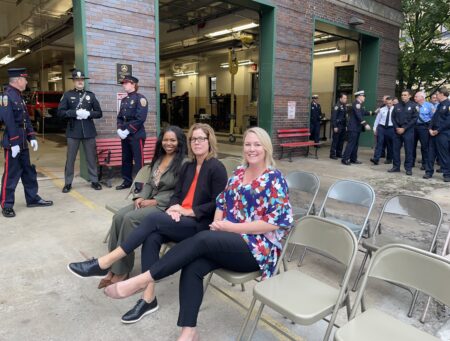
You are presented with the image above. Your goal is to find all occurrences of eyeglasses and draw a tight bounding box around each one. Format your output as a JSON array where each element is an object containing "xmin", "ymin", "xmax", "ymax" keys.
[{"xmin": 190, "ymin": 137, "xmax": 208, "ymax": 143}]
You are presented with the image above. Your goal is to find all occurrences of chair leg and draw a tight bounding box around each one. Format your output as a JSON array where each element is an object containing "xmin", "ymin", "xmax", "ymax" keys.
[
  {"xmin": 287, "ymin": 245, "xmax": 297, "ymax": 262},
  {"xmin": 241, "ymin": 284, "xmax": 245, "ymax": 292},
  {"xmin": 237, "ymin": 297, "xmax": 257, "ymax": 341},
  {"xmin": 344, "ymin": 294, "xmax": 351, "ymax": 319},
  {"xmin": 203, "ymin": 272, "xmax": 213, "ymax": 295},
  {"xmin": 282, "ymin": 258, "xmax": 288, "ymax": 272},
  {"xmin": 297, "ymin": 247, "xmax": 308, "ymax": 267},
  {"xmin": 352, "ymin": 250, "xmax": 370, "ymax": 291},
  {"xmin": 245, "ymin": 303, "xmax": 265, "ymax": 341},
  {"xmin": 361, "ymin": 295, "xmax": 367, "ymax": 312},
  {"xmin": 407, "ymin": 290, "xmax": 420, "ymax": 317},
  {"xmin": 420, "ymin": 296, "xmax": 432, "ymax": 323},
  {"xmin": 103, "ymin": 229, "xmax": 110, "ymax": 243}
]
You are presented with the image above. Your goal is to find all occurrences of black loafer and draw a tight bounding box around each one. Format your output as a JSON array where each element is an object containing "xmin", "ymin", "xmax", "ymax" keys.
[
  {"xmin": 91, "ymin": 182, "xmax": 102, "ymax": 190},
  {"xmin": 67, "ymin": 258, "xmax": 109, "ymax": 278},
  {"xmin": 387, "ymin": 168, "xmax": 400, "ymax": 173},
  {"xmin": 341, "ymin": 160, "xmax": 351, "ymax": 166},
  {"xmin": 121, "ymin": 298, "xmax": 159, "ymax": 324},
  {"xmin": 370, "ymin": 158, "xmax": 379, "ymax": 165},
  {"xmin": 423, "ymin": 174, "xmax": 432, "ymax": 179},
  {"xmin": 405, "ymin": 170, "xmax": 412, "ymax": 176},
  {"xmin": 351, "ymin": 160, "xmax": 362, "ymax": 164},
  {"xmin": 62, "ymin": 184, "xmax": 72, "ymax": 193},
  {"xmin": 27, "ymin": 199, "xmax": 53, "ymax": 207},
  {"xmin": 329, "ymin": 156, "xmax": 338, "ymax": 160},
  {"xmin": 2, "ymin": 207, "xmax": 16, "ymax": 218},
  {"xmin": 115, "ymin": 183, "xmax": 131, "ymax": 190}
]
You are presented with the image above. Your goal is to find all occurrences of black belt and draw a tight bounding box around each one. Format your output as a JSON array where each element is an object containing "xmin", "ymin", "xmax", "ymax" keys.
[{"xmin": 416, "ymin": 123, "xmax": 429, "ymax": 126}]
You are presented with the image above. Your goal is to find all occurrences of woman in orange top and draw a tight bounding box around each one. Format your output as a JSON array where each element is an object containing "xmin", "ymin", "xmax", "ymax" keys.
[{"xmin": 68, "ymin": 123, "xmax": 228, "ymax": 323}]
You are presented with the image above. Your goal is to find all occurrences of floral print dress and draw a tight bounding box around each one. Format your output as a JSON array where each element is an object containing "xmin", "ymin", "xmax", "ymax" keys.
[{"xmin": 216, "ymin": 166, "xmax": 293, "ymax": 279}]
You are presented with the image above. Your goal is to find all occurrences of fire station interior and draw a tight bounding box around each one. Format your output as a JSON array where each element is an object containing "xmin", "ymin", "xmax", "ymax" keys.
[
  {"xmin": 311, "ymin": 21, "xmax": 361, "ymax": 134},
  {"xmin": 159, "ymin": 1, "xmax": 260, "ymax": 141}
]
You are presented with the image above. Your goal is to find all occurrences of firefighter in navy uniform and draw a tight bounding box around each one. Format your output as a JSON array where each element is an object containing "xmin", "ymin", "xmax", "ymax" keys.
[
  {"xmin": 310, "ymin": 95, "xmax": 322, "ymax": 143},
  {"xmin": 116, "ymin": 75, "xmax": 148, "ymax": 192},
  {"xmin": 58, "ymin": 69, "xmax": 103, "ymax": 193},
  {"xmin": 388, "ymin": 89, "xmax": 419, "ymax": 175},
  {"xmin": 0, "ymin": 68, "xmax": 53, "ymax": 218},
  {"xmin": 341, "ymin": 90, "xmax": 371, "ymax": 165},
  {"xmin": 330, "ymin": 93, "xmax": 348, "ymax": 159}
]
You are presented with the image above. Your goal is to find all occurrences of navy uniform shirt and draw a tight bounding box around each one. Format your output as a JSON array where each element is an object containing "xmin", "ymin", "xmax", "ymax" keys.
[
  {"xmin": 57, "ymin": 89, "xmax": 102, "ymax": 139},
  {"xmin": 392, "ymin": 100, "xmax": 419, "ymax": 131},
  {"xmin": 117, "ymin": 91, "xmax": 148, "ymax": 140},
  {"xmin": 1, "ymin": 85, "xmax": 35, "ymax": 149},
  {"xmin": 430, "ymin": 98, "xmax": 450, "ymax": 134},
  {"xmin": 347, "ymin": 100, "xmax": 365, "ymax": 132},
  {"xmin": 310, "ymin": 101, "xmax": 322, "ymax": 123},
  {"xmin": 331, "ymin": 101, "xmax": 347, "ymax": 128}
]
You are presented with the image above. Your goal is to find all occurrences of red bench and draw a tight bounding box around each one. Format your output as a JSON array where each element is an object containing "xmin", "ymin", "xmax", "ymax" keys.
[
  {"xmin": 278, "ymin": 128, "xmax": 320, "ymax": 162},
  {"xmin": 96, "ymin": 136, "xmax": 157, "ymax": 187}
]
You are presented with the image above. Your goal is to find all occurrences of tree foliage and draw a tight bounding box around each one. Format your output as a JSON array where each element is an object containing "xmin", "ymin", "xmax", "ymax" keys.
[{"xmin": 397, "ymin": 0, "xmax": 450, "ymax": 94}]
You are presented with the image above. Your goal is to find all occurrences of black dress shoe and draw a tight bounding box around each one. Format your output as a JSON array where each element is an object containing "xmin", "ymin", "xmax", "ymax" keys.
[
  {"xmin": 384, "ymin": 159, "xmax": 392, "ymax": 164},
  {"xmin": 116, "ymin": 183, "xmax": 131, "ymax": 190},
  {"xmin": 370, "ymin": 158, "xmax": 379, "ymax": 165},
  {"xmin": 67, "ymin": 258, "xmax": 108, "ymax": 278},
  {"xmin": 27, "ymin": 199, "xmax": 53, "ymax": 207},
  {"xmin": 423, "ymin": 174, "xmax": 432, "ymax": 179},
  {"xmin": 121, "ymin": 298, "xmax": 159, "ymax": 324},
  {"xmin": 91, "ymin": 182, "xmax": 102, "ymax": 190},
  {"xmin": 405, "ymin": 170, "xmax": 412, "ymax": 176},
  {"xmin": 62, "ymin": 184, "xmax": 72, "ymax": 193},
  {"xmin": 387, "ymin": 168, "xmax": 400, "ymax": 173},
  {"xmin": 420, "ymin": 165, "xmax": 426, "ymax": 171},
  {"xmin": 341, "ymin": 160, "xmax": 351, "ymax": 166},
  {"xmin": 330, "ymin": 155, "xmax": 338, "ymax": 160},
  {"xmin": 2, "ymin": 207, "xmax": 15, "ymax": 218},
  {"xmin": 351, "ymin": 160, "xmax": 362, "ymax": 164}
]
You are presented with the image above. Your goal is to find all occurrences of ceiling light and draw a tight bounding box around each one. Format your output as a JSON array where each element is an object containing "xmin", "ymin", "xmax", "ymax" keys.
[
  {"xmin": 231, "ymin": 23, "xmax": 259, "ymax": 32},
  {"xmin": 173, "ymin": 71, "xmax": 199, "ymax": 77},
  {"xmin": 313, "ymin": 47, "xmax": 341, "ymax": 55},
  {"xmin": 205, "ymin": 22, "xmax": 259, "ymax": 38},
  {"xmin": 17, "ymin": 48, "xmax": 31, "ymax": 53},
  {"xmin": 0, "ymin": 55, "xmax": 16, "ymax": 65},
  {"xmin": 220, "ymin": 60, "xmax": 254, "ymax": 68},
  {"xmin": 49, "ymin": 76, "xmax": 62, "ymax": 82},
  {"xmin": 205, "ymin": 29, "xmax": 232, "ymax": 38}
]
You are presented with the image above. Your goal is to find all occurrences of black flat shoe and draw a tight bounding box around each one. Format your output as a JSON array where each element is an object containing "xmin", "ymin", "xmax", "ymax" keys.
[
  {"xmin": 329, "ymin": 156, "xmax": 338, "ymax": 160},
  {"xmin": 115, "ymin": 183, "xmax": 131, "ymax": 190},
  {"xmin": 341, "ymin": 160, "xmax": 351, "ymax": 166},
  {"xmin": 2, "ymin": 207, "xmax": 15, "ymax": 218},
  {"xmin": 121, "ymin": 298, "xmax": 159, "ymax": 324},
  {"xmin": 91, "ymin": 182, "xmax": 102, "ymax": 190},
  {"xmin": 405, "ymin": 170, "xmax": 412, "ymax": 176},
  {"xmin": 423, "ymin": 174, "xmax": 432, "ymax": 179},
  {"xmin": 27, "ymin": 199, "xmax": 53, "ymax": 207},
  {"xmin": 370, "ymin": 158, "xmax": 379, "ymax": 165},
  {"xmin": 351, "ymin": 160, "xmax": 362, "ymax": 164},
  {"xmin": 387, "ymin": 168, "xmax": 400, "ymax": 173},
  {"xmin": 67, "ymin": 258, "xmax": 109, "ymax": 278},
  {"xmin": 62, "ymin": 184, "xmax": 72, "ymax": 193}
]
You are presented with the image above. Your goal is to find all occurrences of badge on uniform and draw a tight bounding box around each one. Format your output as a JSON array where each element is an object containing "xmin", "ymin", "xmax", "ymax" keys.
[
  {"xmin": 408, "ymin": 107, "xmax": 411, "ymax": 110},
  {"xmin": 356, "ymin": 103, "xmax": 361, "ymax": 109},
  {"xmin": 86, "ymin": 95, "xmax": 91, "ymax": 101},
  {"xmin": 2, "ymin": 95, "xmax": 8, "ymax": 107},
  {"xmin": 140, "ymin": 98, "xmax": 147, "ymax": 106},
  {"xmin": 334, "ymin": 106, "xmax": 338, "ymax": 110},
  {"xmin": 130, "ymin": 100, "xmax": 134, "ymax": 105},
  {"xmin": 415, "ymin": 106, "xmax": 419, "ymax": 111}
]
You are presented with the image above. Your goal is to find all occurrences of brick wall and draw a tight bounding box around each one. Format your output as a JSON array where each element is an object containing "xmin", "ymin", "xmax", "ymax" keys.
[{"xmin": 84, "ymin": 0, "xmax": 157, "ymax": 138}]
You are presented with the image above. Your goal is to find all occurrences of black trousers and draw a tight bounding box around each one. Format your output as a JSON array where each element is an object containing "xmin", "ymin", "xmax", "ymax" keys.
[
  {"xmin": 121, "ymin": 138, "xmax": 145, "ymax": 184},
  {"xmin": 413, "ymin": 125, "xmax": 430, "ymax": 167},
  {"xmin": 310, "ymin": 121, "xmax": 321, "ymax": 143},
  {"xmin": 426, "ymin": 133, "xmax": 450, "ymax": 178},
  {"xmin": 393, "ymin": 128, "xmax": 414, "ymax": 171},
  {"xmin": 342, "ymin": 131, "xmax": 360, "ymax": 162},
  {"xmin": 148, "ymin": 230, "xmax": 259, "ymax": 327},
  {"xmin": 330, "ymin": 126, "xmax": 346, "ymax": 157},
  {"xmin": 373, "ymin": 126, "xmax": 394, "ymax": 162},
  {"xmin": 120, "ymin": 211, "xmax": 201, "ymax": 272},
  {"xmin": 1, "ymin": 148, "xmax": 40, "ymax": 208}
]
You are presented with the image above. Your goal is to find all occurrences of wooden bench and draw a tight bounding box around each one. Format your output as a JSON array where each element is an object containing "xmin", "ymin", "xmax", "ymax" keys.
[
  {"xmin": 278, "ymin": 128, "xmax": 320, "ymax": 162},
  {"xmin": 96, "ymin": 136, "xmax": 157, "ymax": 187}
]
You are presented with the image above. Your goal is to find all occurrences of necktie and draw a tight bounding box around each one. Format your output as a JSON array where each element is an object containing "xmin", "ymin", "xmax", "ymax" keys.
[{"xmin": 385, "ymin": 107, "xmax": 392, "ymax": 127}]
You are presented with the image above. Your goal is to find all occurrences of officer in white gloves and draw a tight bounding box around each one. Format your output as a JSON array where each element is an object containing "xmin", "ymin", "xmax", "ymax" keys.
[
  {"xmin": 57, "ymin": 69, "xmax": 103, "ymax": 193},
  {"xmin": 0, "ymin": 68, "xmax": 53, "ymax": 218}
]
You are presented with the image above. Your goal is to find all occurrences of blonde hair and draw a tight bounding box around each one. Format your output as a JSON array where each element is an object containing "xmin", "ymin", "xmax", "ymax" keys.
[
  {"xmin": 242, "ymin": 127, "xmax": 276, "ymax": 168},
  {"xmin": 187, "ymin": 123, "xmax": 218, "ymax": 161}
]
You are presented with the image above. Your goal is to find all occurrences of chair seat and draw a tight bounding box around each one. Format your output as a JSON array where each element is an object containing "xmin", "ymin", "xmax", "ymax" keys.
[
  {"xmin": 326, "ymin": 217, "xmax": 362, "ymax": 235},
  {"xmin": 105, "ymin": 203, "xmax": 122, "ymax": 214},
  {"xmin": 292, "ymin": 206, "xmax": 307, "ymax": 221},
  {"xmin": 213, "ymin": 269, "xmax": 261, "ymax": 284},
  {"xmin": 362, "ymin": 235, "xmax": 400, "ymax": 252},
  {"xmin": 334, "ymin": 308, "xmax": 438, "ymax": 341},
  {"xmin": 253, "ymin": 270, "xmax": 339, "ymax": 325}
]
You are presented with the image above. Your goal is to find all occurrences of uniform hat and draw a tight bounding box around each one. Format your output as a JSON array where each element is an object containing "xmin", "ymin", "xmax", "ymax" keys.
[
  {"xmin": 121, "ymin": 75, "xmax": 139, "ymax": 84},
  {"xmin": 7, "ymin": 68, "xmax": 29, "ymax": 78},
  {"xmin": 354, "ymin": 90, "xmax": 365, "ymax": 96},
  {"xmin": 68, "ymin": 69, "xmax": 89, "ymax": 80},
  {"xmin": 312, "ymin": 94, "xmax": 319, "ymax": 99}
]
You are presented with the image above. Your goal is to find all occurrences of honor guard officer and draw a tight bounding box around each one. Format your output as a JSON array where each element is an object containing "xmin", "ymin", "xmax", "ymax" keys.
[
  {"xmin": 58, "ymin": 69, "xmax": 103, "ymax": 193},
  {"xmin": 388, "ymin": 89, "xmax": 419, "ymax": 175},
  {"xmin": 341, "ymin": 90, "xmax": 370, "ymax": 165},
  {"xmin": 0, "ymin": 68, "xmax": 53, "ymax": 218},
  {"xmin": 116, "ymin": 75, "xmax": 148, "ymax": 192},
  {"xmin": 310, "ymin": 95, "xmax": 322, "ymax": 144},
  {"xmin": 423, "ymin": 87, "xmax": 450, "ymax": 182},
  {"xmin": 330, "ymin": 93, "xmax": 347, "ymax": 159}
]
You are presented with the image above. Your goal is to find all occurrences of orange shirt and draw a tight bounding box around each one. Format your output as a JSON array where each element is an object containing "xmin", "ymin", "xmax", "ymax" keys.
[{"xmin": 181, "ymin": 170, "xmax": 199, "ymax": 210}]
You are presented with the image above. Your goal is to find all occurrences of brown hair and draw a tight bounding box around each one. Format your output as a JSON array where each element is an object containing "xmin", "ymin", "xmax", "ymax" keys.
[{"xmin": 187, "ymin": 123, "xmax": 218, "ymax": 161}]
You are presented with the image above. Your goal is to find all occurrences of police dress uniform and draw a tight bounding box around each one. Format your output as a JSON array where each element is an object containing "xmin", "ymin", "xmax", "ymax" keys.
[
  {"xmin": 342, "ymin": 94, "xmax": 367, "ymax": 165},
  {"xmin": 390, "ymin": 100, "xmax": 419, "ymax": 173},
  {"xmin": 57, "ymin": 69, "xmax": 103, "ymax": 192},
  {"xmin": 413, "ymin": 101, "xmax": 434, "ymax": 169},
  {"xmin": 330, "ymin": 101, "xmax": 347, "ymax": 158},
  {"xmin": 310, "ymin": 97, "xmax": 322, "ymax": 144},
  {"xmin": 424, "ymin": 98, "xmax": 450, "ymax": 181},
  {"xmin": 117, "ymin": 75, "xmax": 148, "ymax": 190},
  {"xmin": 0, "ymin": 68, "xmax": 52, "ymax": 218}
]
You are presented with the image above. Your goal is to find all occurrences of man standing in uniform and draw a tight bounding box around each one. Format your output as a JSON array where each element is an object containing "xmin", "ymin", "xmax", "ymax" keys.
[
  {"xmin": 0, "ymin": 68, "xmax": 53, "ymax": 218},
  {"xmin": 58, "ymin": 69, "xmax": 103, "ymax": 193},
  {"xmin": 341, "ymin": 90, "xmax": 370, "ymax": 165},
  {"xmin": 412, "ymin": 91, "xmax": 434, "ymax": 170},
  {"xmin": 423, "ymin": 87, "xmax": 450, "ymax": 182},
  {"xmin": 330, "ymin": 93, "xmax": 347, "ymax": 159},
  {"xmin": 370, "ymin": 97, "xmax": 395, "ymax": 165},
  {"xmin": 310, "ymin": 95, "xmax": 322, "ymax": 144},
  {"xmin": 116, "ymin": 75, "xmax": 148, "ymax": 192},
  {"xmin": 389, "ymin": 89, "xmax": 419, "ymax": 175}
]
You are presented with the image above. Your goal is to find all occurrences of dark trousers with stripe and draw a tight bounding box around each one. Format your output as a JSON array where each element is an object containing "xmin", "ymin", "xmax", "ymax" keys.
[
  {"xmin": 342, "ymin": 131, "xmax": 360, "ymax": 162},
  {"xmin": 426, "ymin": 133, "xmax": 450, "ymax": 178},
  {"xmin": 1, "ymin": 148, "xmax": 40, "ymax": 208},
  {"xmin": 121, "ymin": 138, "xmax": 145, "ymax": 184},
  {"xmin": 330, "ymin": 126, "xmax": 346, "ymax": 157}
]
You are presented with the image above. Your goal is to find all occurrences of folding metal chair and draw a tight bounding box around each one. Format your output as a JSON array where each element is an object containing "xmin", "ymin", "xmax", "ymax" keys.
[
  {"xmin": 238, "ymin": 216, "xmax": 358, "ymax": 341},
  {"xmin": 335, "ymin": 244, "xmax": 450, "ymax": 341}
]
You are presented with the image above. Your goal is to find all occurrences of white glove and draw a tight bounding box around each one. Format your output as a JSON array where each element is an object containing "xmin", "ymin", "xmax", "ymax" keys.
[
  {"xmin": 30, "ymin": 139, "xmax": 38, "ymax": 151},
  {"xmin": 76, "ymin": 109, "xmax": 83, "ymax": 120},
  {"xmin": 76, "ymin": 109, "xmax": 90, "ymax": 120},
  {"xmin": 117, "ymin": 129, "xmax": 127, "ymax": 139},
  {"xmin": 11, "ymin": 145, "xmax": 20, "ymax": 158},
  {"xmin": 365, "ymin": 124, "xmax": 371, "ymax": 131},
  {"xmin": 122, "ymin": 129, "xmax": 130, "ymax": 138},
  {"xmin": 83, "ymin": 110, "xmax": 91, "ymax": 119}
]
